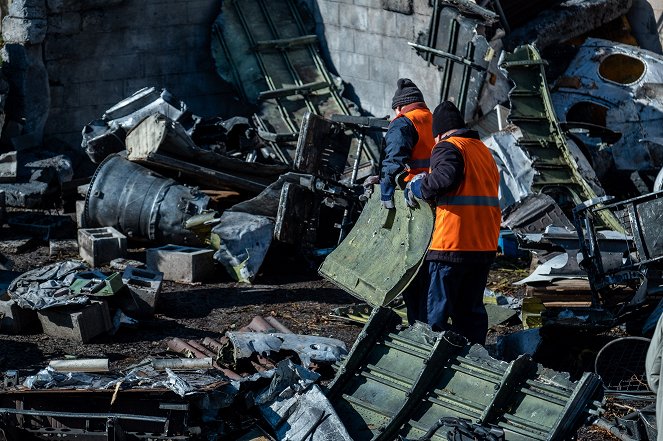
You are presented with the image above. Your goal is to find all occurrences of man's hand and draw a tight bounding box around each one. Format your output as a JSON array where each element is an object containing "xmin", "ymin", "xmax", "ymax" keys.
[
  {"xmin": 380, "ymin": 179, "xmax": 396, "ymax": 210},
  {"xmin": 404, "ymin": 172, "xmax": 427, "ymax": 208}
]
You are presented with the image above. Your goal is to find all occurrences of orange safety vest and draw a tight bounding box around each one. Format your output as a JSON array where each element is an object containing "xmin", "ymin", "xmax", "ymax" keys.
[
  {"xmin": 429, "ymin": 136, "xmax": 501, "ymax": 252},
  {"xmin": 394, "ymin": 107, "xmax": 435, "ymax": 182}
]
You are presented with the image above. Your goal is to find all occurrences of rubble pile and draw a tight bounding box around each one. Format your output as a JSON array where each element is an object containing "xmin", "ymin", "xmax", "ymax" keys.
[{"xmin": 2, "ymin": 0, "xmax": 663, "ymax": 439}]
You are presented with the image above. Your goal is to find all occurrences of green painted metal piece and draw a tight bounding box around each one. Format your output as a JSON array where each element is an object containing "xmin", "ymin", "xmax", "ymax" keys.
[
  {"xmin": 211, "ymin": 0, "xmax": 378, "ymax": 170},
  {"xmin": 327, "ymin": 307, "xmax": 604, "ymax": 441},
  {"xmin": 319, "ymin": 189, "xmax": 434, "ymax": 307},
  {"xmin": 69, "ymin": 273, "xmax": 123, "ymax": 297},
  {"xmin": 500, "ymin": 45, "xmax": 622, "ymax": 232}
]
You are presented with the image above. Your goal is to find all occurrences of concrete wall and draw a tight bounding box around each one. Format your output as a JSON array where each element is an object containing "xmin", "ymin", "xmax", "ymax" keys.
[
  {"xmin": 302, "ymin": 0, "xmax": 445, "ymax": 118},
  {"xmin": 2, "ymin": 0, "xmax": 237, "ymax": 149}
]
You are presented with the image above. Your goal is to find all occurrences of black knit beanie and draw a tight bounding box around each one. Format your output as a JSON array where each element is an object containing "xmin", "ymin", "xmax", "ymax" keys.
[
  {"xmin": 391, "ymin": 78, "xmax": 424, "ymax": 109},
  {"xmin": 432, "ymin": 101, "xmax": 466, "ymax": 137}
]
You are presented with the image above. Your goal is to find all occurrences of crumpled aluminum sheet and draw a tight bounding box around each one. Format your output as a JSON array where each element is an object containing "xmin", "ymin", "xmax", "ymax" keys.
[
  {"xmin": 482, "ymin": 127, "xmax": 535, "ymax": 210},
  {"xmin": 257, "ymin": 360, "xmax": 352, "ymax": 441},
  {"xmin": 226, "ymin": 331, "xmax": 347, "ymax": 367},
  {"xmin": 23, "ymin": 364, "xmax": 230, "ymax": 398},
  {"xmin": 7, "ymin": 260, "xmax": 89, "ymax": 310},
  {"xmin": 212, "ymin": 211, "xmax": 274, "ymax": 283}
]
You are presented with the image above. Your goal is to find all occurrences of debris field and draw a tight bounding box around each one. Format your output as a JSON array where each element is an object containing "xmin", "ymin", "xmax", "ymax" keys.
[{"xmin": 1, "ymin": 0, "xmax": 663, "ymax": 440}]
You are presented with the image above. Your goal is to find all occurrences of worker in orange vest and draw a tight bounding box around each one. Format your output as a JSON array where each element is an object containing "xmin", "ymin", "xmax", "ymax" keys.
[
  {"xmin": 404, "ymin": 101, "xmax": 501, "ymax": 345},
  {"xmin": 379, "ymin": 78, "xmax": 435, "ymax": 208},
  {"xmin": 377, "ymin": 78, "xmax": 435, "ymax": 325}
]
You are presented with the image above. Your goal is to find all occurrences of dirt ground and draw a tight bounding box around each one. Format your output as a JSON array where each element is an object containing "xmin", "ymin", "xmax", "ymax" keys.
[{"xmin": 0, "ymin": 229, "xmax": 642, "ymax": 440}]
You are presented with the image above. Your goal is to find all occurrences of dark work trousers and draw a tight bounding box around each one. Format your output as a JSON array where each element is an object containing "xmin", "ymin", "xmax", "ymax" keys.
[
  {"xmin": 402, "ymin": 264, "xmax": 430, "ymax": 325},
  {"xmin": 427, "ymin": 261, "xmax": 491, "ymax": 345}
]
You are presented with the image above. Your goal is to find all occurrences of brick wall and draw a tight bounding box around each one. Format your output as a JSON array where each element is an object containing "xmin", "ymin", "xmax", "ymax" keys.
[
  {"xmin": 3, "ymin": 0, "xmax": 238, "ymax": 149},
  {"xmin": 302, "ymin": 0, "xmax": 445, "ymax": 118},
  {"xmin": 3, "ymin": 0, "xmax": 444, "ymax": 150}
]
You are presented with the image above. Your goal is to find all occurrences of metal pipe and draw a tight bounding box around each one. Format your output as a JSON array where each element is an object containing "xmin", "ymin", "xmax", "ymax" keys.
[
  {"xmin": 187, "ymin": 341, "xmax": 216, "ymax": 358},
  {"xmin": 152, "ymin": 358, "xmax": 213, "ymax": 371},
  {"xmin": 0, "ymin": 408, "xmax": 167, "ymax": 424},
  {"xmin": 167, "ymin": 338, "xmax": 206, "ymax": 359},
  {"xmin": 48, "ymin": 359, "xmax": 109, "ymax": 373},
  {"xmin": 264, "ymin": 316, "xmax": 293, "ymax": 334},
  {"xmin": 240, "ymin": 315, "xmax": 275, "ymax": 333},
  {"xmin": 203, "ymin": 337, "xmax": 226, "ymax": 353}
]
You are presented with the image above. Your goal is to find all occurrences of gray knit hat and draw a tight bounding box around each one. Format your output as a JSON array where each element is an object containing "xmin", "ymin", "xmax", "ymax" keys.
[{"xmin": 391, "ymin": 78, "xmax": 424, "ymax": 109}]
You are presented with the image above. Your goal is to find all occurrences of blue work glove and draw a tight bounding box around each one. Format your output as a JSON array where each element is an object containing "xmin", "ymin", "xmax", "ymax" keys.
[
  {"xmin": 404, "ymin": 172, "xmax": 427, "ymax": 208},
  {"xmin": 380, "ymin": 179, "xmax": 396, "ymax": 209}
]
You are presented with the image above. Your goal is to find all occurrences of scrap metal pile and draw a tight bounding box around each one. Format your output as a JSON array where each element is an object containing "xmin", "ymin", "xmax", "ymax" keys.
[{"xmin": 2, "ymin": 0, "xmax": 663, "ymax": 439}]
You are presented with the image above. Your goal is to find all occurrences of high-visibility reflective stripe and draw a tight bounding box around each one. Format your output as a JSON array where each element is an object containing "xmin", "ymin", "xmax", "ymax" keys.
[
  {"xmin": 407, "ymin": 158, "xmax": 430, "ymax": 169},
  {"xmin": 438, "ymin": 195, "xmax": 500, "ymax": 207}
]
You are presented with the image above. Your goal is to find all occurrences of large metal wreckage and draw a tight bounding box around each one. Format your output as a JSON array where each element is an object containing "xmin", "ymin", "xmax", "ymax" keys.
[{"xmin": 79, "ymin": 85, "xmax": 387, "ymax": 284}]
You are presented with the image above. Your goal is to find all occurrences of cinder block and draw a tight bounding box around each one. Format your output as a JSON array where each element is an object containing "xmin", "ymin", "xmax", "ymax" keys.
[
  {"xmin": 122, "ymin": 266, "xmax": 163, "ymax": 316},
  {"xmin": 49, "ymin": 238, "xmax": 78, "ymax": 256},
  {"xmin": 78, "ymin": 227, "xmax": 127, "ymax": 267},
  {"xmin": 0, "ymin": 299, "xmax": 39, "ymax": 334},
  {"xmin": 37, "ymin": 300, "xmax": 112, "ymax": 343},
  {"xmin": 146, "ymin": 245, "xmax": 215, "ymax": 283}
]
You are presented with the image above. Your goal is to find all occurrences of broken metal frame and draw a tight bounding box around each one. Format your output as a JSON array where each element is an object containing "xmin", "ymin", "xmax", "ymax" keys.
[
  {"xmin": 0, "ymin": 389, "xmax": 190, "ymax": 440},
  {"xmin": 500, "ymin": 44, "xmax": 622, "ymax": 232},
  {"xmin": 573, "ymin": 191, "xmax": 663, "ymax": 311},
  {"xmin": 327, "ymin": 308, "xmax": 604, "ymax": 441},
  {"xmin": 211, "ymin": 0, "xmax": 378, "ymax": 172},
  {"xmin": 419, "ymin": 0, "xmax": 497, "ymax": 120}
]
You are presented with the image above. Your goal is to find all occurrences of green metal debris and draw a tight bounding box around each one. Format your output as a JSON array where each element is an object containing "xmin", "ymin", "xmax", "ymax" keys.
[
  {"xmin": 326, "ymin": 307, "xmax": 603, "ymax": 441},
  {"xmin": 500, "ymin": 45, "xmax": 622, "ymax": 232},
  {"xmin": 319, "ymin": 189, "xmax": 434, "ymax": 307}
]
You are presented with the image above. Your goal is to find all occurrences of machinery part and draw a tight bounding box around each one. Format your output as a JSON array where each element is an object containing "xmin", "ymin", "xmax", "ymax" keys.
[
  {"xmin": 319, "ymin": 189, "xmax": 434, "ymax": 307},
  {"xmin": 595, "ymin": 337, "xmax": 652, "ymax": 394},
  {"xmin": 211, "ymin": 0, "xmax": 378, "ymax": 177},
  {"xmin": 84, "ymin": 154, "xmax": 209, "ymax": 245},
  {"xmin": 327, "ymin": 307, "xmax": 604, "ymax": 441},
  {"xmin": 500, "ymin": 45, "xmax": 622, "ymax": 232}
]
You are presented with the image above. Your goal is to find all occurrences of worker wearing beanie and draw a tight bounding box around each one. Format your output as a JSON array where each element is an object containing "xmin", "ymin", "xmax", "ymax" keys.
[
  {"xmin": 404, "ymin": 101, "xmax": 500, "ymax": 345},
  {"xmin": 379, "ymin": 78, "xmax": 435, "ymax": 209}
]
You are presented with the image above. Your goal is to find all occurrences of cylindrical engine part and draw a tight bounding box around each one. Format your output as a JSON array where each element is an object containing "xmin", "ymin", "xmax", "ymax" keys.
[{"xmin": 84, "ymin": 154, "xmax": 209, "ymax": 245}]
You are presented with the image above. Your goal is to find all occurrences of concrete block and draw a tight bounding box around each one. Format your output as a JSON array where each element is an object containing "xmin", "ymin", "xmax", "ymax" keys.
[
  {"xmin": 369, "ymin": 56, "xmax": 397, "ymax": 84},
  {"xmin": 37, "ymin": 300, "xmax": 111, "ymax": 343},
  {"xmin": 381, "ymin": 0, "xmax": 413, "ymax": 15},
  {"xmin": 0, "ymin": 299, "xmax": 39, "ymax": 334},
  {"xmin": 339, "ymin": 6, "xmax": 368, "ymax": 30},
  {"xmin": 49, "ymin": 238, "xmax": 78, "ymax": 256},
  {"xmin": 75, "ymin": 200, "xmax": 85, "ymax": 228},
  {"xmin": 0, "ymin": 237, "xmax": 36, "ymax": 254},
  {"xmin": 8, "ymin": 0, "xmax": 47, "ymax": 19},
  {"xmin": 0, "ymin": 151, "xmax": 18, "ymax": 182},
  {"xmin": 122, "ymin": 266, "xmax": 163, "ymax": 316},
  {"xmin": 78, "ymin": 227, "xmax": 127, "ymax": 267},
  {"xmin": 1, "ymin": 16, "xmax": 47, "ymax": 44},
  {"xmin": 337, "ymin": 52, "xmax": 370, "ymax": 80},
  {"xmin": 355, "ymin": 32, "xmax": 383, "ymax": 57},
  {"xmin": 47, "ymin": 12, "xmax": 81, "ymax": 35},
  {"xmin": 146, "ymin": 245, "xmax": 215, "ymax": 283}
]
